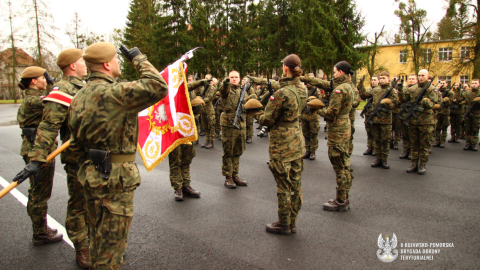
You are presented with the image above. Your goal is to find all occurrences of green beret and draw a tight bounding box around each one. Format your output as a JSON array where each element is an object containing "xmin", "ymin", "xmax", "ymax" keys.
[
  {"xmin": 83, "ymin": 42, "xmax": 117, "ymax": 63},
  {"xmin": 21, "ymin": 66, "xmax": 46, "ymax": 79},
  {"xmin": 57, "ymin": 48, "xmax": 83, "ymax": 69}
]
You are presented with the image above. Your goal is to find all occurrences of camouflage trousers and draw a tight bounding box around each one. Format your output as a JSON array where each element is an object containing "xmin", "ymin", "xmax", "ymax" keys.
[
  {"xmin": 465, "ymin": 116, "xmax": 480, "ymax": 145},
  {"xmin": 195, "ymin": 115, "xmax": 201, "ymax": 136},
  {"xmin": 435, "ymin": 114, "xmax": 450, "ymax": 143},
  {"xmin": 215, "ymin": 109, "xmax": 222, "ymax": 134},
  {"xmin": 246, "ymin": 114, "xmax": 254, "ymax": 138},
  {"xmin": 449, "ymin": 114, "xmax": 463, "ymax": 139},
  {"xmin": 268, "ymin": 158, "xmax": 303, "ymax": 226},
  {"xmin": 23, "ymin": 156, "xmax": 55, "ymax": 235},
  {"xmin": 348, "ymin": 119, "xmax": 355, "ymax": 157},
  {"xmin": 328, "ymin": 143, "xmax": 353, "ymax": 201},
  {"xmin": 401, "ymin": 122, "xmax": 411, "ymax": 152},
  {"xmin": 168, "ymin": 143, "xmax": 195, "ymax": 190},
  {"xmin": 372, "ymin": 124, "xmax": 392, "ymax": 160},
  {"xmin": 409, "ymin": 124, "xmax": 434, "ymax": 165},
  {"xmin": 461, "ymin": 119, "xmax": 466, "ymax": 136},
  {"xmin": 221, "ymin": 125, "xmax": 246, "ymax": 177},
  {"xmin": 392, "ymin": 113, "xmax": 402, "ymax": 143},
  {"xmin": 201, "ymin": 113, "xmax": 216, "ymax": 142},
  {"xmin": 65, "ymin": 162, "xmax": 89, "ymax": 251},
  {"xmin": 302, "ymin": 117, "xmax": 320, "ymax": 152},
  {"xmin": 364, "ymin": 115, "xmax": 374, "ymax": 148}
]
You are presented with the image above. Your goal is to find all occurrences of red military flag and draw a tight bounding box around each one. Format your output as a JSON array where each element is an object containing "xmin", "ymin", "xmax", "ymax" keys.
[{"xmin": 137, "ymin": 60, "xmax": 197, "ymax": 171}]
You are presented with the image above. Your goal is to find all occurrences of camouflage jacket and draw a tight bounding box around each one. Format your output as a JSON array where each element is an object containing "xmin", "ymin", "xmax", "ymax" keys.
[
  {"xmin": 197, "ymin": 83, "xmax": 215, "ymax": 115},
  {"xmin": 436, "ymin": 86, "xmax": 453, "ymax": 115},
  {"xmin": 17, "ymin": 88, "xmax": 52, "ymax": 156},
  {"xmin": 358, "ymin": 82, "xmax": 398, "ymax": 125},
  {"xmin": 457, "ymin": 88, "xmax": 480, "ymax": 118},
  {"xmin": 348, "ymin": 80, "xmax": 361, "ymax": 121},
  {"xmin": 29, "ymin": 76, "xmax": 84, "ymax": 164},
  {"xmin": 218, "ymin": 80, "xmax": 246, "ymax": 128},
  {"xmin": 451, "ymin": 87, "xmax": 465, "ymax": 115},
  {"xmin": 397, "ymin": 81, "xmax": 438, "ymax": 125},
  {"xmin": 301, "ymin": 85, "xmax": 323, "ymax": 121},
  {"xmin": 68, "ymin": 55, "xmax": 168, "ymax": 196},
  {"xmin": 256, "ymin": 76, "xmax": 308, "ymax": 162},
  {"xmin": 187, "ymin": 81, "xmax": 207, "ymax": 115},
  {"xmin": 358, "ymin": 83, "xmax": 377, "ymax": 116}
]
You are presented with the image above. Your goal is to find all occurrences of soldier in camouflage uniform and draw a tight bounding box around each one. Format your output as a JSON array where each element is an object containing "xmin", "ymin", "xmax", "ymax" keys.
[
  {"xmin": 68, "ymin": 42, "xmax": 169, "ymax": 269},
  {"xmin": 397, "ymin": 69, "xmax": 438, "ymax": 174},
  {"xmin": 358, "ymin": 71, "xmax": 399, "ymax": 169},
  {"xmin": 398, "ymin": 74, "xmax": 418, "ymax": 159},
  {"xmin": 358, "ymin": 76, "xmax": 379, "ymax": 155},
  {"xmin": 302, "ymin": 61, "xmax": 354, "ymax": 211},
  {"xmin": 13, "ymin": 67, "xmax": 61, "ymax": 246},
  {"xmin": 169, "ymin": 79, "xmax": 209, "ymax": 201},
  {"xmin": 347, "ymin": 76, "xmax": 361, "ymax": 165},
  {"xmin": 391, "ymin": 85, "xmax": 402, "ymax": 151},
  {"xmin": 212, "ymin": 78, "xmax": 222, "ymax": 139},
  {"xmin": 456, "ymin": 79, "xmax": 480, "ymax": 150},
  {"xmin": 26, "ymin": 49, "xmax": 91, "ymax": 267},
  {"xmin": 244, "ymin": 77, "xmax": 256, "ymax": 143},
  {"xmin": 249, "ymin": 54, "xmax": 308, "ymax": 235},
  {"xmin": 218, "ymin": 71, "xmax": 248, "ymax": 188},
  {"xmin": 433, "ymin": 80, "xmax": 454, "ymax": 148},
  {"xmin": 198, "ymin": 74, "xmax": 216, "ymax": 149},
  {"xmin": 302, "ymin": 81, "xmax": 323, "ymax": 160},
  {"xmin": 449, "ymin": 82, "xmax": 465, "ymax": 143},
  {"xmin": 460, "ymin": 84, "xmax": 469, "ymax": 139}
]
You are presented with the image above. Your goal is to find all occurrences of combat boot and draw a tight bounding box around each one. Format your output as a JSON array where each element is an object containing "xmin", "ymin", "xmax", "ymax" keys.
[
  {"xmin": 371, "ymin": 159, "xmax": 382, "ymax": 167},
  {"xmin": 323, "ymin": 199, "xmax": 349, "ymax": 212},
  {"xmin": 406, "ymin": 163, "xmax": 418, "ymax": 173},
  {"xmin": 372, "ymin": 151, "xmax": 376, "ymax": 156},
  {"xmin": 201, "ymin": 141, "xmax": 207, "ymax": 148},
  {"xmin": 399, "ymin": 151, "xmax": 409, "ymax": 159},
  {"xmin": 464, "ymin": 143, "xmax": 471, "ymax": 150},
  {"xmin": 309, "ymin": 152, "xmax": 316, "ymax": 160},
  {"xmin": 224, "ymin": 176, "xmax": 236, "ymax": 189},
  {"xmin": 363, "ymin": 147, "xmax": 373, "ymax": 155},
  {"xmin": 199, "ymin": 131, "xmax": 206, "ymax": 136},
  {"xmin": 232, "ymin": 176, "xmax": 247, "ymax": 186},
  {"xmin": 33, "ymin": 229, "xmax": 63, "ymax": 246},
  {"xmin": 302, "ymin": 151, "xmax": 311, "ymax": 159},
  {"xmin": 381, "ymin": 160, "xmax": 390, "ymax": 169},
  {"xmin": 418, "ymin": 163, "xmax": 426, "ymax": 175},
  {"xmin": 324, "ymin": 126, "xmax": 327, "ymax": 132},
  {"xmin": 290, "ymin": 224, "xmax": 296, "ymax": 233},
  {"xmin": 455, "ymin": 137, "xmax": 460, "ymax": 143},
  {"xmin": 205, "ymin": 141, "xmax": 214, "ymax": 149},
  {"xmin": 76, "ymin": 249, "xmax": 91, "ymax": 269},
  {"xmin": 471, "ymin": 144, "xmax": 478, "ymax": 151},
  {"xmin": 174, "ymin": 188, "xmax": 183, "ymax": 201},
  {"xmin": 246, "ymin": 137, "xmax": 252, "ymax": 144},
  {"xmin": 439, "ymin": 142, "xmax": 445, "ymax": 148},
  {"xmin": 266, "ymin": 221, "xmax": 291, "ymax": 235},
  {"xmin": 182, "ymin": 186, "xmax": 200, "ymax": 198},
  {"xmin": 432, "ymin": 140, "xmax": 440, "ymax": 147},
  {"xmin": 448, "ymin": 137, "xmax": 455, "ymax": 143},
  {"xmin": 460, "ymin": 135, "xmax": 466, "ymax": 139},
  {"xmin": 393, "ymin": 142, "xmax": 399, "ymax": 150}
]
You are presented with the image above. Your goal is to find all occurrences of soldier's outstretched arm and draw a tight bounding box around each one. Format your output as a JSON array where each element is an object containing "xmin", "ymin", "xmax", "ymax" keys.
[{"xmin": 300, "ymin": 76, "xmax": 330, "ymax": 91}]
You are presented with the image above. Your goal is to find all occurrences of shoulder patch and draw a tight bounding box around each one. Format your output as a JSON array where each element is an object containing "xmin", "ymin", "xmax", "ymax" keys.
[
  {"xmin": 270, "ymin": 96, "xmax": 275, "ymax": 101},
  {"xmin": 335, "ymin": 90, "xmax": 341, "ymax": 94},
  {"xmin": 434, "ymin": 89, "xmax": 438, "ymax": 92}
]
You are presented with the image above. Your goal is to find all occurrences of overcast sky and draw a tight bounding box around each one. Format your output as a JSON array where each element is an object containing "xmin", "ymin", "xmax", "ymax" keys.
[{"xmin": 1, "ymin": 0, "xmax": 459, "ymax": 56}]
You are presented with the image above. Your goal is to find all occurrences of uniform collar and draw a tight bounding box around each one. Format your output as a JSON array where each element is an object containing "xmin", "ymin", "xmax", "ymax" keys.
[
  {"xmin": 88, "ymin": 72, "xmax": 115, "ymax": 83},
  {"xmin": 333, "ymin": 74, "xmax": 348, "ymax": 85},
  {"xmin": 63, "ymin": 75, "xmax": 85, "ymax": 88},
  {"xmin": 25, "ymin": 88, "xmax": 43, "ymax": 96},
  {"xmin": 279, "ymin": 76, "xmax": 299, "ymax": 87}
]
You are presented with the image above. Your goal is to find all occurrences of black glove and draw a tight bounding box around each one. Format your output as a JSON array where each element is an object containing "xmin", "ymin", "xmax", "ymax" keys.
[
  {"xmin": 202, "ymin": 79, "xmax": 213, "ymax": 85},
  {"xmin": 120, "ymin": 45, "xmax": 142, "ymax": 62},
  {"xmin": 12, "ymin": 161, "xmax": 44, "ymax": 185},
  {"xmin": 224, "ymin": 78, "xmax": 230, "ymax": 89},
  {"xmin": 44, "ymin": 71, "xmax": 55, "ymax": 85}
]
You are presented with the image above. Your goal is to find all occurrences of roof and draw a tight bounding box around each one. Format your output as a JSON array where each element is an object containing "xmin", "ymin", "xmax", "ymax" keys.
[
  {"xmin": 372, "ymin": 38, "xmax": 475, "ymax": 48},
  {"xmin": 0, "ymin": 48, "xmax": 37, "ymax": 66}
]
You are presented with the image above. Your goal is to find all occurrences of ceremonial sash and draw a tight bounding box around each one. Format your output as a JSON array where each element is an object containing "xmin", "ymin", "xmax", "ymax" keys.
[{"xmin": 43, "ymin": 87, "xmax": 73, "ymax": 107}]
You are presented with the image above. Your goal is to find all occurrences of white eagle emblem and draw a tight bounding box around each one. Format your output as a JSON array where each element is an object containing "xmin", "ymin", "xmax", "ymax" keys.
[
  {"xmin": 155, "ymin": 104, "xmax": 168, "ymax": 122},
  {"xmin": 376, "ymin": 233, "xmax": 398, "ymax": 263}
]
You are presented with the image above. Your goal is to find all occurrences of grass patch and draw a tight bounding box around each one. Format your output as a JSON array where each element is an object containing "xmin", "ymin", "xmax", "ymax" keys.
[
  {"xmin": 0, "ymin": 100, "xmax": 23, "ymax": 104},
  {"xmin": 357, "ymin": 101, "xmax": 366, "ymax": 110}
]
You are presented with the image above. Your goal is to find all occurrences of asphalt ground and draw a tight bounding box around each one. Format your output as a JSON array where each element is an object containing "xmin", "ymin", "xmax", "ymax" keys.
[{"xmin": 1, "ymin": 103, "xmax": 479, "ymax": 269}]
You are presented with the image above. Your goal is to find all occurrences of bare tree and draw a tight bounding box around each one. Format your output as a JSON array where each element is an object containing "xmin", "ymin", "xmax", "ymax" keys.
[{"xmin": 65, "ymin": 11, "xmax": 86, "ymax": 49}]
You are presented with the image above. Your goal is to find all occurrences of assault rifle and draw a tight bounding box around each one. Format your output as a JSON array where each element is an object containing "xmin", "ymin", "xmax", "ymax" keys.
[
  {"xmin": 464, "ymin": 100, "xmax": 480, "ymax": 120},
  {"xmin": 360, "ymin": 98, "xmax": 373, "ymax": 118},
  {"xmin": 201, "ymin": 80, "xmax": 210, "ymax": 99},
  {"xmin": 450, "ymin": 85, "xmax": 466, "ymax": 111},
  {"xmin": 442, "ymin": 83, "xmax": 455, "ymax": 99},
  {"xmin": 304, "ymin": 87, "xmax": 318, "ymax": 113},
  {"xmin": 233, "ymin": 78, "xmax": 250, "ymax": 129},
  {"xmin": 366, "ymin": 78, "xmax": 399, "ymax": 125},
  {"xmin": 402, "ymin": 75, "xmax": 436, "ymax": 126}
]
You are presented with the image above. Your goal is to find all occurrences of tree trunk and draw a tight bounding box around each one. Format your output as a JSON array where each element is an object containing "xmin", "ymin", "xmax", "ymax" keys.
[
  {"xmin": 8, "ymin": 0, "xmax": 17, "ymax": 102},
  {"xmin": 33, "ymin": 0, "xmax": 42, "ymax": 67}
]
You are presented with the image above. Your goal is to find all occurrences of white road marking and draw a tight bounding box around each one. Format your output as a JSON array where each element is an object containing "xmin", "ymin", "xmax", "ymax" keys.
[{"xmin": 0, "ymin": 175, "xmax": 74, "ymax": 248}]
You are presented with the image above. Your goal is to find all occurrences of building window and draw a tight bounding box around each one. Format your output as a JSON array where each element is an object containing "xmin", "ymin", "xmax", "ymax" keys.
[
  {"xmin": 423, "ymin": 49, "xmax": 432, "ymax": 63},
  {"xmin": 460, "ymin": 47, "xmax": 471, "ymax": 60},
  {"xmin": 397, "ymin": 74, "xmax": 408, "ymax": 81},
  {"xmin": 438, "ymin": 48, "xmax": 453, "ymax": 62},
  {"xmin": 438, "ymin": 76, "xmax": 452, "ymax": 87},
  {"xmin": 399, "ymin": 50, "xmax": 407, "ymax": 63},
  {"xmin": 460, "ymin": 75, "xmax": 469, "ymax": 85}
]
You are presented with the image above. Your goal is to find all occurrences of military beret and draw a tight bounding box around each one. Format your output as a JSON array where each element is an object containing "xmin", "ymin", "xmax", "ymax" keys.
[
  {"xmin": 474, "ymin": 97, "xmax": 480, "ymax": 102},
  {"xmin": 309, "ymin": 96, "xmax": 317, "ymax": 100},
  {"xmin": 83, "ymin": 42, "xmax": 117, "ymax": 63},
  {"xmin": 57, "ymin": 48, "xmax": 83, "ymax": 69},
  {"xmin": 444, "ymin": 97, "xmax": 450, "ymax": 102},
  {"xmin": 432, "ymin": 104, "xmax": 441, "ymax": 110},
  {"xmin": 380, "ymin": 98, "xmax": 392, "ymax": 104},
  {"xmin": 191, "ymin": 97, "xmax": 205, "ymax": 107},
  {"xmin": 307, "ymin": 99, "xmax": 325, "ymax": 109},
  {"xmin": 245, "ymin": 99, "xmax": 263, "ymax": 110},
  {"xmin": 20, "ymin": 66, "xmax": 46, "ymax": 79}
]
